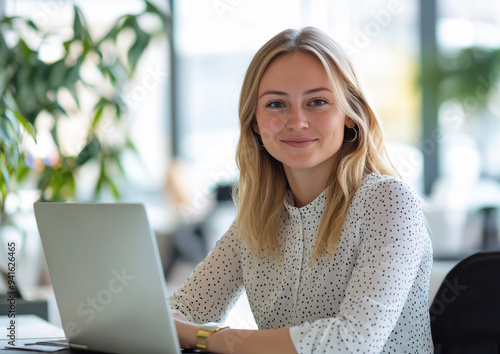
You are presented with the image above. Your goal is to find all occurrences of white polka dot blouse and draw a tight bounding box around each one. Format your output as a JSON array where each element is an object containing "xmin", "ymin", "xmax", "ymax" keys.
[{"xmin": 170, "ymin": 173, "xmax": 434, "ymax": 353}]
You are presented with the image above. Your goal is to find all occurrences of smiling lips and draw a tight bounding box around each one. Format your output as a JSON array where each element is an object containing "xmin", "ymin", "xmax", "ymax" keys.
[{"xmin": 281, "ymin": 138, "xmax": 318, "ymax": 148}]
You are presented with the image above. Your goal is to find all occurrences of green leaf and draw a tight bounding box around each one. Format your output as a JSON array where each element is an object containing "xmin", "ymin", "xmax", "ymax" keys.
[
  {"xmin": 60, "ymin": 172, "xmax": 76, "ymax": 199},
  {"xmin": 1, "ymin": 183, "xmax": 6, "ymax": 204},
  {"xmin": 105, "ymin": 174, "xmax": 120, "ymax": 199},
  {"xmin": 48, "ymin": 169, "xmax": 76, "ymax": 201},
  {"xmin": 0, "ymin": 119, "xmax": 8, "ymax": 143},
  {"xmin": 25, "ymin": 19, "xmax": 39, "ymax": 32},
  {"xmin": 6, "ymin": 142, "xmax": 19, "ymax": 171},
  {"xmin": 121, "ymin": 15, "xmax": 134, "ymax": 29},
  {"xmin": 15, "ymin": 86, "xmax": 37, "ymax": 122},
  {"xmin": 91, "ymin": 100, "xmax": 105, "ymax": 129},
  {"xmin": 13, "ymin": 111, "xmax": 36, "ymax": 141},
  {"xmin": 15, "ymin": 63, "xmax": 34, "ymax": 88},
  {"xmin": 49, "ymin": 169, "xmax": 63, "ymax": 198},
  {"xmin": 37, "ymin": 167, "xmax": 53, "ymax": 191},
  {"xmin": 108, "ymin": 60, "xmax": 128, "ymax": 85},
  {"xmin": 50, "ymin": 126, "xmax": 62, "ymax": 156},
  {"xmin": 1, "ymin": 179, "xmax": 6, "ymax": 203},
  {"xmin": 34, "ymin": 64, "xmax": 50, "ymax": 103},
  {"xmin": 99, "ymin": 64, "xmax": 118, "ymax": 86},
  {"xmin": 17, "ymin": 39, "xmax": 34, "ymax": 60},
  {"xmin": 66, "ymin": 58, "xmax": 84, "ymax": 84},
  {"xmin": 125, "ymin": 137, "xmax": 139, "ymax": 156},
  {"xmin": 0, "ymin": 163, "xmax": 10, "ymax": 189},
  {"xmin": 63, "ymin": 39, "xmax": 72, "ymax": 54},
  {"xmin": 46, "ymin": 99, "xmax": 68, "ymax": 117},
  {"xmin": 48, "ymin": 59, "xmax": 67, "ymax": 90},
  {"xmin": 72, "ymin": 7, "xmax": 95, "ymax": 54},
  {"xmin": 99, "ymin": 23, "xmax": 121, "ymax": 45},
  {"xmin": 64, "ymin": 58, "xmax": 84, "ymax": 107},
  {"xmin": 15, "ymin": 163, "xmax": 31, "ymax": 183},
  {"xmin": 73, "ymin": 6, "xmax": 84, "ymax": 40},
  {"xmin": 111, "ymin": 153, "xmax": 126, "ymax": 178},
  {"xmin": 144, "ymin": 1, "xmax": 170, "ymax": 29},
  {"xmin": 75, "ymin": 139, "xmax": 102, "ymax": 167},
  {"xmin": 145, "ymin": 1, "xmax": 162, "ymax": 16},
  {"xmin": 0, "ymin": 117, "xmax": 15, "ymax": 146},
  {"xmin": 93, "ymin": 159, "xmax": 106, "ymax": 199},
  {"xmin": 0, "ymin": 32, "xmax": 13, "ymax": 68},
  {"xmin": 4, "ymin": 111, "xmax": 21, "ymax": 143},
  {"xmin": 114, "ymin": 100, "xmax": 122, "ymax": 118},
  {"xmin": 82, "ymin": 33, "xmax": 92, "ymax": 55},
  {"xmin": 2, "ymin": 91, "xmax": 21, "ymax": 116},
  {"xmin": 127, "ymin": 21, "xmax": 150, "ymax": 73}
]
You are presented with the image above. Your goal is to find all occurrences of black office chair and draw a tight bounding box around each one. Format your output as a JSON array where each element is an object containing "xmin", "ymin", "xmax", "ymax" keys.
[{"xmin": 430, "ymin": 251, "xmax": 500, "ymax": 354}]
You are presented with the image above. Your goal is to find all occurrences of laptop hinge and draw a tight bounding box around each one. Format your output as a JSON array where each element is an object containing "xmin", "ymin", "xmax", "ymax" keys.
[{"xmin": 69, "ymin": 343, "xmax": 88, "ymax": 350}]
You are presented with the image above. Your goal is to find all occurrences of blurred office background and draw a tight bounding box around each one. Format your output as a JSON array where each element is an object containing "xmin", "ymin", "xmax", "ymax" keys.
[{"xmin": 1, "ymin": 0, "xmax": 500, "ymax": 329}]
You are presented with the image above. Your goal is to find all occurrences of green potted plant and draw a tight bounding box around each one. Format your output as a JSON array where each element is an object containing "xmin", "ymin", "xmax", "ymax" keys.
[
  {"xmin": 0, "ymin": 0, "xmax": 170, "ymax": 296},
  {"xmin": 0, "ymin": 0, "xmax": 170, "ymax": 208},
  {"xmin": 437, "ymin": 47, "xmax": 500, "ymax": 111}
]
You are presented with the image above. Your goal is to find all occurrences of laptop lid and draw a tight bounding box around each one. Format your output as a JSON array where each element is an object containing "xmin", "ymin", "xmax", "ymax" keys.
[{"xmin": 34, "ymin": 202, "xmax": 181, "ymax": 354}]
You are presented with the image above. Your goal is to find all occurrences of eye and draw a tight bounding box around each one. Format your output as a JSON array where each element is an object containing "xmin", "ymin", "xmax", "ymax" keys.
[
  {"xmin": 266, "ymin": 101, "xmax": 286, "ymax": 108},
  {"xmin": 309, "ymin": 98, "xmax": 328, "ymax": 106}
]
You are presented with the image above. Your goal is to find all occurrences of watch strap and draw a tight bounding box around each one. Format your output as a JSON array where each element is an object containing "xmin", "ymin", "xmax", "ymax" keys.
[{"xmin": 196, "ymin": 323, "xmax": 229, "ymax": 352}]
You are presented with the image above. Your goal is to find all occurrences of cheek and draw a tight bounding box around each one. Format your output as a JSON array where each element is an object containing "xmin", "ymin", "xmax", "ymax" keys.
[
  {"xmin": 316, "ymin": 114, "xmax": 346, "ymax": 139},
  {"xmin": 257, "ymin": 114, "xmax": 285, "ymax": 137}
]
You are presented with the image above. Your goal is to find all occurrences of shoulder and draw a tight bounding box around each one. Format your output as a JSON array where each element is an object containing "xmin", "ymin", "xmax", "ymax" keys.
[
  {"xmin": 357, "ymin": 173, "xmax": 420, "ymax": 202},
  {"xmin": 212, "ymin": 220, "xmax": 242, "ymax": 254},
  {"xmin": 352, "ymin": 173, "xmax": 424, "ymax": 215},
  {"xmin": 352, "ymin": 174, "xmax": 431, "ymax": 245}
]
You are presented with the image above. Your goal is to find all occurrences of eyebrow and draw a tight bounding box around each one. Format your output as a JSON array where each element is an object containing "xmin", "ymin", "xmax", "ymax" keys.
[{"xmin": 258, "ymin": 87, "xmax": 332, "ymax": 99}]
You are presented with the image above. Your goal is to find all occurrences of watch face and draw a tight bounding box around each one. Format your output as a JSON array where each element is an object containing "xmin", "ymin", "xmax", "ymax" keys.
[{"xmin": 201, "ymin": 323, "xmax": 221, "ymax": 332}]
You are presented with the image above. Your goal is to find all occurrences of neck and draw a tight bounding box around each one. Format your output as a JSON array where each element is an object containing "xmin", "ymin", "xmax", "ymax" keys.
[{"xmin": 284, "ymin": 159, "xmax": 336, "ymax": 208}]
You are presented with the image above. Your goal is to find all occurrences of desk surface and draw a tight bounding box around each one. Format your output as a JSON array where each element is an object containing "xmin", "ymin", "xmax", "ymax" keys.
[
  {"xmin": 0, "ymin": 315, "xmax": 65, "ymax": 342},
  {"xmin": 0, "ymin": 315, "xmax": 201, "ymax": 353},
  {"xmin": 0, "ymin": 315, "xmax": 65, "ymax": 353}
]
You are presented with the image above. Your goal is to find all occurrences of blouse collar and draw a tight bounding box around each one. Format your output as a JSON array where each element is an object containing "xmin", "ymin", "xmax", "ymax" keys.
[{"xmin": 284, "ymin": 188, "xmax": 328, "ymax": 219}]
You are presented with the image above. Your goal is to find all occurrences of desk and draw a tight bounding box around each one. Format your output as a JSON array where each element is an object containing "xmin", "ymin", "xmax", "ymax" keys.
[
  {"xmin": 0, "ymin": 315, "xmax": 67, "ymax": 353},
  {"xmin": 0, "ymin": 315, "xmax": 201, "ymax": 353}
]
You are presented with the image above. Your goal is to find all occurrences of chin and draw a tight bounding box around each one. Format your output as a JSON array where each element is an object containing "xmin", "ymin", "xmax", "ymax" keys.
[
  {"xmin": 283, "ymin": 160, "xmax": 321, "ymax": 170},
  {"xmin": 281, "ymin": 154, "xmax": 338, "ymax": 172}
]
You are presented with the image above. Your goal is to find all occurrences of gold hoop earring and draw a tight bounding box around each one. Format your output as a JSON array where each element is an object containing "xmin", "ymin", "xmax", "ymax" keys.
[{"xmin": 344, "ymin": 127, "xmax": 357, "ymax": 143}]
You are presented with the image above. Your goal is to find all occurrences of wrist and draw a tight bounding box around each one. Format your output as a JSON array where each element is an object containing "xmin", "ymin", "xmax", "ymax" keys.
[
  {"xmin": 196, "ymin": 322, "xmax": 229, "ymax": 352},
  {"xmin": 191, "ymin": 323, "xmax": 201, "ymax": 348}
]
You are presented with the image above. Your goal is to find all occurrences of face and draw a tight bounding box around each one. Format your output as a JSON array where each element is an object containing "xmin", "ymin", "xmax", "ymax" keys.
[{"xmin": 254, "ymin": 52, "xmax": 354, "ymax": 178}]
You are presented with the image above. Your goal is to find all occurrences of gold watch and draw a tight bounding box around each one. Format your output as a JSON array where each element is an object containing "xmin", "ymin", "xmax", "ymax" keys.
[{"xmin": 196, "ymin": 322, "xmax": 229, "ymax": 352}]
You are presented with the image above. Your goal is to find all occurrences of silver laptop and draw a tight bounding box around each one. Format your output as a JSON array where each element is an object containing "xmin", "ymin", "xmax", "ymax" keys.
[{"xmin": 34, "ymin": 202, "xmax": 181, "ymax": 354}]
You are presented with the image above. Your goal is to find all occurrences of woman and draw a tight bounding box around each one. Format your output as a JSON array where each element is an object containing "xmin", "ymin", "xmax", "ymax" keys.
[{"xmin": 170, "ymin": 27, "xmax": 433, "ymax": 353}]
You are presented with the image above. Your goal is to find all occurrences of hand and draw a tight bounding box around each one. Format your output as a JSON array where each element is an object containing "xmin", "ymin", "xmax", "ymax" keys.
[{"xmin": 174, "ymin": 313, "xmax": 200, "ymax": 349}]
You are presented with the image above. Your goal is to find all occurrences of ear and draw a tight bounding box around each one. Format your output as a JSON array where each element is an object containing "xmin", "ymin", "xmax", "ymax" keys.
[
  {"xmin": 252, "ymin": 121, "xmax": 260, "ymax": 134},
  {"xmin": 344, "ymin": 116, "xmax": 356, "ymax": 129}
]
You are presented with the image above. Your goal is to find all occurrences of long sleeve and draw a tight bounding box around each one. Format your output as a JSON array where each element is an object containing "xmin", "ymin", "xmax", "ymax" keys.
[
  {"xmin": 169, "ymin": 222, "xmax": 245, "ymax": 324},
  {"xmin": 289, "ymin": 177, "xmax": 433, "ymax": 353}
]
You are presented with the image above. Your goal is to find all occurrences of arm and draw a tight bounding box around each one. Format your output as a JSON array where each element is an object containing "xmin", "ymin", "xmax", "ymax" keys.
[
  {"xmin": 289, "ymin": 177, "xmax": 432, "ymax": 353},
  {"xmin": 169, "ymin": 221, "xmax": 244, "ymax": 323},
  {"xmin": 171, "ymin": 221, "xmax": 297, "ymax": 353},
  {"xmin": 175, "ymin": 317, "xmax": 297, "ymax": 354}
]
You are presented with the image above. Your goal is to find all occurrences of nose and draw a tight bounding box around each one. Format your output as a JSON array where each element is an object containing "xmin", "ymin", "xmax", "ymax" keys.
[{"xmin": 285, "ymin": 107, "xmax": 308, "ymax": 131}]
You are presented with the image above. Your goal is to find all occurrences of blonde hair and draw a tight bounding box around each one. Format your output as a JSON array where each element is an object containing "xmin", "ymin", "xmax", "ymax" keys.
[{"xmin": 234, "ymin": 27, "xmax": 398, "ymax": 260}]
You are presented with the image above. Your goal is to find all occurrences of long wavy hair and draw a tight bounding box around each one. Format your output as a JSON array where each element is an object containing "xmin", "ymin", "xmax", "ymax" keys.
[{"xmin": 234, "ymin": 27, "xmax": 398, "ymax": 261}]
